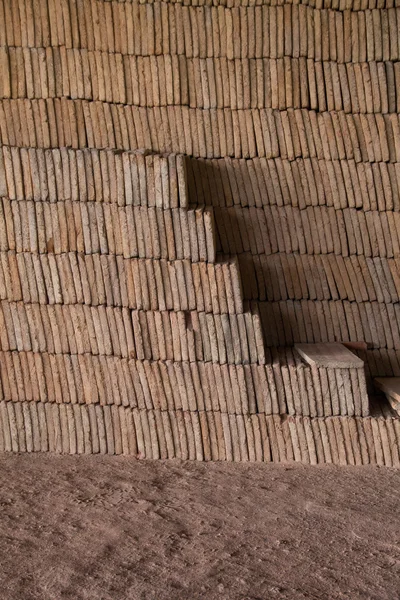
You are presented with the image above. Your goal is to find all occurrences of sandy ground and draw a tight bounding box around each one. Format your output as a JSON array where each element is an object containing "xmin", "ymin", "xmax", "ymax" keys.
[{"xmin": 0, "ymin": 456, "xmax": 399, "ymax": 600}]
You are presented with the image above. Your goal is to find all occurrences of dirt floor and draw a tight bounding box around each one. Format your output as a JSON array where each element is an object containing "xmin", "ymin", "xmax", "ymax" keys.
[{"xmin": 0, "ymin": 456, "xmax": 399, "ymax": 600}]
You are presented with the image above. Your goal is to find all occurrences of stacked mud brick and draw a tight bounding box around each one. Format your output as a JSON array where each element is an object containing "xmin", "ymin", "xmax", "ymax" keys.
[{"xmin": 0, "ymin": 0, "xmax": 400, "ymax": 466}]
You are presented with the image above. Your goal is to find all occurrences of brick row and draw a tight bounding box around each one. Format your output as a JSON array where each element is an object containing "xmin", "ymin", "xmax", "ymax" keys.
[
  {"xmin": 2, "ymin": 49, "xmax": 400, "ymax": 114},
  {"xmin": 0, "ymin": 199, "xmax": 216, "ymax": 262},
  {"xmin": 0, "ymin": 251, "xmax": 243, "ymax": 312},
  {"xmin": 187, "ymin": 156, "xmax": 400, "ymax": 211},
  {"xmin": 0, "ymin": 349, "xmax": 368, "ymax": 416},
  {"xmin": 3, "ymin": 100, "xmax": 400, "ymax": 161},
  {"xmin": 214, "ymin": 206, "xmax": 400, "ymax": 258},
  {"xmin": 0, "ymin": 146, "xmax": 189, "ymax": 207},
  {"xmin": 1, "ymin": 1, "xmax": 400, "ymax": 62},
  {"xmin": 4, "ymin": 149, "xmax": 400, "ymax": 212},
  {"xmin": 258, "ymin": 299, "xmax": 400, "ymax": 350},
  {"xmin": 0, "ymin": 401, "xmax": 397, "ymax": 465},
  {"xmin": 239, "ymin": 253, "xmax": 400, "ymax": 304},
  {"xmin": 0, "ymin": 301, "xmax": 266, "ymax": 363}
]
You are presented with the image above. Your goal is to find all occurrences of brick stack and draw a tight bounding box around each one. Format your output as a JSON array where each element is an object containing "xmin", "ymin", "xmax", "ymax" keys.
[{"xmin": 0, "ymin": 0, "xmax": 399, "ymax": 466}]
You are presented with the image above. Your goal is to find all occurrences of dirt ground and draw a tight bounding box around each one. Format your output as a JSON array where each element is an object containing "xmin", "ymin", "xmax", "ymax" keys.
[{"xmin": 0, "ymin": 456, "xmax": 399, "ymax": 600}]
